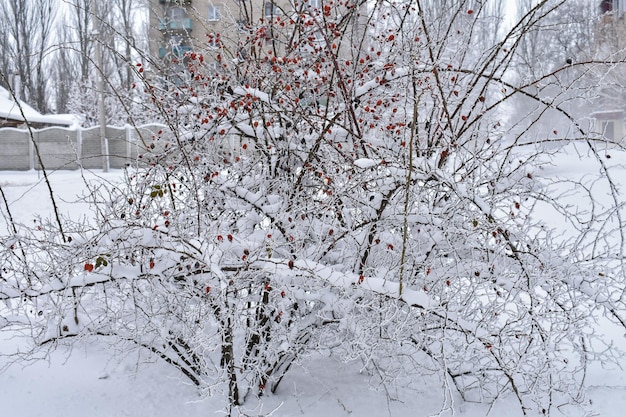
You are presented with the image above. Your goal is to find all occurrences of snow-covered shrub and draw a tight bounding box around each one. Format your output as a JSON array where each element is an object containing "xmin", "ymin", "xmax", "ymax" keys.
[{"xmin": 2, "ymin": 1, "xmax": 626, "ymax": 414}]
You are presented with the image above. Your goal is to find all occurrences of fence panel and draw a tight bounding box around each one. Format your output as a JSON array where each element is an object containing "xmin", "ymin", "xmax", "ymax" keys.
[
  {"xmin": 0, "ymin": 124, "xmax": 170, "ymax": 170},
  {"xmin": 34, "ymin": 128, "xmax": 79, "ymax": 170},
  {"xmin": 0, "ymin": 128, "xmax": 30, "ymax": 170}
]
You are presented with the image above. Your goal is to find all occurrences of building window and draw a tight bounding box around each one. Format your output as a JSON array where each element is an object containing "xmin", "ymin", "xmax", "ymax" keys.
[
  {"xmin": 307, "ymin": 0, "xmax": 322, "ymax": 9},
  {"xmin": 168, "ymin": 34, "xmax": 186, "ymax": 44},
  {"xmin": 264, "ymin": 1, "xmax": 278, "ymax": 17},
  {"xmin": 208, "ymin": 5, "xmax": 221, "ymax": 21},
  {"xmin": 600, "ymin": 0, "xmax": 620, "ymax": 14},
  {"xmin": 167, "ymin": 7, "xmax": 188, "ymax": 19},
  {"xmin": 237, "ymin": 19, "xmax": 250, "ymax": 32},
  {"xmin": 236, "ymin": 47, "xmax": 249, "ymax": 60},
  {"xmin": 312, "ymin": 30, "xmax": 324, "ymax": 43}
]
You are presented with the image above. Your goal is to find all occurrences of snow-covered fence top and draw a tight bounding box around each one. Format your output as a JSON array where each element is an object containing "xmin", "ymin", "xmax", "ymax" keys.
[{"xmin": 0, "ymin": 124, "xmax": 167, "ymax": 171}]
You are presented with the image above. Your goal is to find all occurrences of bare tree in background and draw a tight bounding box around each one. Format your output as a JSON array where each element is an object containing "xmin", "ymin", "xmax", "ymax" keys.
[
  {"xmin": 0, "ymin": 13, "xmax": 11, "ymax": 92},
  {"xmin": 0, "ymin": 0, "xmax": 56, "ymax": 113},
  {"xmin": 51, "ymin": 23, "xmax": 76, "ymax": 115},
  {"xmin": 104, "ymin": 0, "xmax": 148, "ymax": 123},
  {"xmin": 53, "ymin": 0, "xmax": 145, "ymax": 124},
  {"xmin": 109, "ymin": 0, "xmax": 139, "ymax": 93}
]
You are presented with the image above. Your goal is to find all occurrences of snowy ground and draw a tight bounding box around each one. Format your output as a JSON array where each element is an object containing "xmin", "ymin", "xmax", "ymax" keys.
[
  {"xmin": 1, "ymin": 156, "xmax": 626, "ymax": 416},
  {"xmin": 2, "ymin": 336, "xmax": 626, "ymax": 417}
]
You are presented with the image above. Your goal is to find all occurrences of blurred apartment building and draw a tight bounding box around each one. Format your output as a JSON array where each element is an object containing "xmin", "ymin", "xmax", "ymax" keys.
[
  {"xmin": 599, "ymin": 0, "xmax": 625, "ymax": 17},
  {"xmin": 592, "ymin": 0, "xmax": 626, "ymax": 141},
  {"xmin": 148, "ymin": 0, "xmax": 277, "ymax": 59},
  {"xmin": 147, "ymin": 0, "xmax": 364, "ymax": 82},
  {"xmin": 598, "ymin": 0, "xmax": 626, "ymax": 44}
]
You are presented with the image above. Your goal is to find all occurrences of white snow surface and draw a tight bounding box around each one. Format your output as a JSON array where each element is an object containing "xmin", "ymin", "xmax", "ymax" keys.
[
  {"xmin": 353, "ymin": 158, "xmax": 379, "ymax": 169},
  {"xmin": 0, "ymin": 86, "xmax": 78, "ymax": 127},
  {"xmin": 1, "ymin": 156, "xmax": 626, "ymax": 416}
]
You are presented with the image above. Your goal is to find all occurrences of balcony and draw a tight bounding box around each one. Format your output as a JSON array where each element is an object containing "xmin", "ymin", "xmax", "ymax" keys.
[
  {"xmin": 158, "ymin": 18, "xmax": 193, "ymax": 31},
  {"xmin": 158, "ymin": 45, "xmax": 193, "ymax": 58}
]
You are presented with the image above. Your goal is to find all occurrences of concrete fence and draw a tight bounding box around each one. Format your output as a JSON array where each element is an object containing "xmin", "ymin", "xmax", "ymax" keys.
[{"xmin": 0, "ymin": 124, "xmax": 168, "ymax": 171}]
